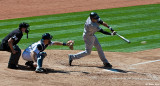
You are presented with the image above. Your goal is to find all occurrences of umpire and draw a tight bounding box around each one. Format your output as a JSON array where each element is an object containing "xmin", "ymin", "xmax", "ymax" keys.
[{"xmin": 0, "ymin": 22, "xmax": 30, "ymax": 69}]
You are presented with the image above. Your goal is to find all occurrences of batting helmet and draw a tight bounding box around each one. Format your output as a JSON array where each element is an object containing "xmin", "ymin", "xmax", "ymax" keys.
[
  {"xmin": 90, "ymin": 12, "xmax": 100, "ymax": 19},
  {"xmin": 42, "ymin": 33, "xmax": 53, "ymax": 40}
]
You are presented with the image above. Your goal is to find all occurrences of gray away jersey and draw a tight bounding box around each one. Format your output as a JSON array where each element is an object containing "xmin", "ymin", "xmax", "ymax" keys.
[{"xmin": 83, "ymin": 17, "xmax": 102, "ymax": 36}]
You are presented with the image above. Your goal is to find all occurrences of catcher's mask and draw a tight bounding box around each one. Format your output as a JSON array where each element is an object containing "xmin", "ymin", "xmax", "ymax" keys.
[{"xmin": 19, "ymin": 22, "xmax": 30, "ymax": 39}]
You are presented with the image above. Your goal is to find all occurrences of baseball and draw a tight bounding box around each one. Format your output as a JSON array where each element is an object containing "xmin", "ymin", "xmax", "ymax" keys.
[{"xmin": 141, "ymin": 41, "xmax": 147, "ymax": 44}]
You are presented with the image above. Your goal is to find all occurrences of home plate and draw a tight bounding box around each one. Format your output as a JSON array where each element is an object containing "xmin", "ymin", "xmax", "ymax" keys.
[{"xmin": 103, "ymin": 68, "xmax": 128, "ymax": 73}]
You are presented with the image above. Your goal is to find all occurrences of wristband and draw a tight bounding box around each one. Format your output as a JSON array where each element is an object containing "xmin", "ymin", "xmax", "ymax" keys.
[
  {"xmin": 109, "ymin": 26, "xmax": 114, "ymax": 32},
  {"xmin": 63, "ymin": 43, "xmax": 67, "ymax": 46}
]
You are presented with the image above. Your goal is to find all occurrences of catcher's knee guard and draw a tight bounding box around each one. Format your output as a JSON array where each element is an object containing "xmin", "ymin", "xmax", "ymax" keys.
[
  {"xmin": 36, "ymin": 52, "xmax": 46, "ymax": 68},
  {"xmin": 39, "ymin": 52, "xmax": 47, "ymax": 57}
]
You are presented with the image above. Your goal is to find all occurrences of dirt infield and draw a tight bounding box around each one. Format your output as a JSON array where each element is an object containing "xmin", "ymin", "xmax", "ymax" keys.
[
  {"xmin": 0, "ymin": 49, "xmax": 160, "ymax": 86},
  {"xmin": 0, "ymin": 0, "xmax": 160, "ymax": 20}
]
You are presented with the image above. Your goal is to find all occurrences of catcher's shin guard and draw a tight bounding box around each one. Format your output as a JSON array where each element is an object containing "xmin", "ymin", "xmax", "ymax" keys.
[{"xmin": 36, "ymin": 52, "xmax": 46, "ymax": 69}]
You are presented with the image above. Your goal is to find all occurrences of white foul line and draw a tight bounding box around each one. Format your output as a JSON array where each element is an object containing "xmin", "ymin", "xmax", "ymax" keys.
[{"xmin": 131, "ymin": 59, "xmax": 160, "ymax": 66}]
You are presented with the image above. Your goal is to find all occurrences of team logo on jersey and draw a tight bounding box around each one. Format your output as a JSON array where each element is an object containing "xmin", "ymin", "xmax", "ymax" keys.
[{"xmin": 12, "ymin": 35, "xmax": 18, "ymax": 41}]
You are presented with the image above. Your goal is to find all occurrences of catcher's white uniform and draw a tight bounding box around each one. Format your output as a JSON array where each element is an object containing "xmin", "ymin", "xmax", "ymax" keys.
[{"xmin": 22, "ymin": 40, "xmax": 54, "ymax": 61}]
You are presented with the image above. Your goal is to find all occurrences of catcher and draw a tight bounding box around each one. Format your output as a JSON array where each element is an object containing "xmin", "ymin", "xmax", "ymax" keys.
[{"xmin": 22, "ymin": 33, "xmax": 74, "ymax": 73}]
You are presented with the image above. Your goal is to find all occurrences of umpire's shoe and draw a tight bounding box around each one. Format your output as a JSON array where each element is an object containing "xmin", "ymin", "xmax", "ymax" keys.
[
  {"xmin": 68, "ymin": 55, "xmax": 73, "ymax": 66},
  {"xmin": 8, "ymin": 64, "xmax": 18, "ymax": 69},
  {"xmin": 104, "ymin": 63, "xmax": 112, "ymax": 69}
]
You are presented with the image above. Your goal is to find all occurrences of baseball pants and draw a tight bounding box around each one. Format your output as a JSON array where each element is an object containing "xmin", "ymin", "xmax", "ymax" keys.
[
  {"xmin": 70, "ymin": 35, "xmax": 109, "ymax": 64},
  {"xmin": 0, "ymin": 43, "xmax": 21, "ymax": 66}
]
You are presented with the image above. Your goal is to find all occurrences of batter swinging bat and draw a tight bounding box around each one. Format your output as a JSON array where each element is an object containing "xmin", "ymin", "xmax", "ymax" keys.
[{"xmin": 116, "ymin": 33, "xmax": 131, "ymax": 43}]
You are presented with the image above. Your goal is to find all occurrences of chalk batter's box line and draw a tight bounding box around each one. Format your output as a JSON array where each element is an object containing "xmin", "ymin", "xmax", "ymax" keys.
[{"xmin": 131, "ymin": 59, "xmax": 160, "ymax": 66}]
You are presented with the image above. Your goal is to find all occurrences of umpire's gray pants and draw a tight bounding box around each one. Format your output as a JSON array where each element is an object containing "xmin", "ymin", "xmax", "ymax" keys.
[{"xmin": 70, "ymin": 35, "xmax": 109, "ymax": 64}]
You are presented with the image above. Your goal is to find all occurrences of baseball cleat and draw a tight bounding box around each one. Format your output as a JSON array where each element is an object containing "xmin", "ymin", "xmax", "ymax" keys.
[
  {"xmin": 104, "ymin": 63, "xmax": 112, "ymax": 69},
  {"xmin": 25, "ymin": 61, "xmax": 35, "ymax": 68},
  {"xmin": 35, "ymin": 68, "xmax": 45, "ymax": 73},
  {"xmin": 69, "ymin": 55, "xmax": 73, "ymax": 66}
]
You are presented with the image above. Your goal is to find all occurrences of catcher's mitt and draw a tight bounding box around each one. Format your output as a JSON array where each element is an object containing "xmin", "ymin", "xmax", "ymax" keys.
[{"xmin": 67, "ymin": 40, "xmax": 74, "ymax": 50}]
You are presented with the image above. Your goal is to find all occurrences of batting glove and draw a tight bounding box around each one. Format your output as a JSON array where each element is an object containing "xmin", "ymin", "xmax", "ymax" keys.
[{"xmin": 111, "ymin": 31, "xmax": 117, "ymax": 36}]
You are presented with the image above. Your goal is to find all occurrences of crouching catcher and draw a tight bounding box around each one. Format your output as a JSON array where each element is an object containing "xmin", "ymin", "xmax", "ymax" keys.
[{"xmin": 22, "ymin": 33, "xmax": 74, "ymax": 73}]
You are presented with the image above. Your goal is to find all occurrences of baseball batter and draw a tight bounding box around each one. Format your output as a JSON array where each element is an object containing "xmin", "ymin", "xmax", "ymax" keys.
[
  {"xmin": 22, "ymin": 33, "xmax": 74, "ymax": 73},
  {"xmin": 69, "ymin": 12, "xmax": 116, "ymax": 68}
]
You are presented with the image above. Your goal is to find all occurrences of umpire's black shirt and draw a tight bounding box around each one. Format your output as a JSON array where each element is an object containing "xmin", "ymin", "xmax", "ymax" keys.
[{"xmin": 1, "ymin": 29, "xmax": 23, "ymax": 50}]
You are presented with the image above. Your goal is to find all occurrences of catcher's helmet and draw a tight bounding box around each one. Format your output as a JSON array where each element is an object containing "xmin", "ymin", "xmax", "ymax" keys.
[
  {"xmin": 42, "ymin": 33, "xmax": 53, "ymax": 40},
  {"xmin": 90, "ymin": 12, "xmax": 100, "ymax": 19},
  {"xmin": 19, "ymin": 22, "xmax": 29, "ymax": 29}
]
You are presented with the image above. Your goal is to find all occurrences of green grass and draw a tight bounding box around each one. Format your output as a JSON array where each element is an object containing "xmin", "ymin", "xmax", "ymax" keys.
[{"xmin": 0, "ymin": 4, "xmax": 160, "ymax": 52}]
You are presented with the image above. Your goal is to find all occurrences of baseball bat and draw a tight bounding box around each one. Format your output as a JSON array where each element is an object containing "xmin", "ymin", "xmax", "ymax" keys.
[{"xmin": 116, "ymin": 33, "xmax": 131, "ymax": 43}]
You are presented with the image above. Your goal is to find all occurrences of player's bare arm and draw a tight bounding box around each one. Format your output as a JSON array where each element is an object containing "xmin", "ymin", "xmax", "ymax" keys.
[
  {"xmin": 30, "ymin": 51, "xmax": 37, "ymax": 62},
  {"xmin": 102, "ymin": 22, "xmax": 109, "ymax": 28},
  {"xmin": 30, "ymin": 51, "xmax": 37, "ymax": 67},
  {"xmin": 102, "ymin": 22, "xmax": 115, "ymax": 32},
  {"xmin": 97, "ymin": 21, "xmax": 116, "ymax": 36},
  {"xmin": 51, "ymin": 40, "xmax": 74, "ymax": 50},
  {"xmin": 8, "ymin": 38, "xmax": 17, "ymax": 54},
  {"xmin": 51, "ymin": 41, "xmax": 64, "ymax": 46}
]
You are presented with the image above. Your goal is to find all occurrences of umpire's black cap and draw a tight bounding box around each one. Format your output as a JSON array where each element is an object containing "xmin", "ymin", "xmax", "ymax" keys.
[
  {"xmin": 90, "ymin": 12, "xmax": 100, "ymax": 19},
  {"xmin": 19, "ymin": 22, "xmax": 29, "ymax": 29}
]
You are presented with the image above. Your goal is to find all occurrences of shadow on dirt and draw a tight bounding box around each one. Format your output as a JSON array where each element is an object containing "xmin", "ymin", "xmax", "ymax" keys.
[
  {"xmin": 18, "ymin": 64, "xmax": 136, "ymax": 74},
  {"xmin": 71, "ymin": 65, "xmax": 136, "ymax": 73},
  {"xmin": 71, "ymin": 65, "xmax": 98, "ymax": 68},
  {"xmin": 17, "ymin": 65, "xmax": 90, "ymax": 74},
  {"xmin": 17, "ymin": 65, "xmax": 69, "ymax": 74},
  {"xmin": 46, "ymin": 68, "xmax": 69, "ymax": 74},
  {"xmin": 17, "ymin": 65, "xmax": 35, "ymax": 71}
]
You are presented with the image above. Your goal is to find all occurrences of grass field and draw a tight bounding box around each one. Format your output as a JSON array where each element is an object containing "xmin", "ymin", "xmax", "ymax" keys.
[{"xmin": 0, "ymin": 4, "xmax": 159, "ymax": 52}]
